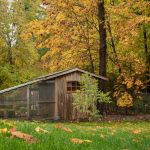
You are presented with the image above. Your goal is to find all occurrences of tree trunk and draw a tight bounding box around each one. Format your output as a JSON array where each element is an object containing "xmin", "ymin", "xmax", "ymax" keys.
[
  {"xmin": 125, "ymin": 106, "xmax": 128, "ymax": 115},
  {"xmin": 107, "ymin": 16, "xmax": 121, "ymax": 73},
  {"xmin": 98, "ymin": 0, "xmax": 107, "ymax": 114},
  {"xmin": 7, "ymin": 46, "xmax": 13, "ymax": 66},
  {"xmin": 86, "ymin": 18, "xmax": 95, "ymax": 73},
  {"xmin": 143, "ymin": 27, "xmax": 150, "ymax": 92},
  {"xmin": 88, "ymin": 47, "xmax": 95, "ymax": 73},
  {"xmin": 143, "ymin": 27, "xmax": 148, "ymax": 66},
  {"xmin": 98, "ymin": 0, "xmax": 107, "ymax": 91}
]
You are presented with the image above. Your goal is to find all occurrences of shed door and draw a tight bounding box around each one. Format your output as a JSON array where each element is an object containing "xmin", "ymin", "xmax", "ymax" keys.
[
  {"xmin": 39, "ymin": 82, "xmax": 55, "ymax": 118},
  {"xmin": 30, "ymin": 89, "xmax": 39, "ymax": 117}
]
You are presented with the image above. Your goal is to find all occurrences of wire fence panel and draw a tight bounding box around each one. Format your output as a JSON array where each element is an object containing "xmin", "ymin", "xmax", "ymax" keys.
[
  {"xmin": 0, "ymin": 86, "xmax": 27, "ymax": 118},
  {"xmin": 0, "ymin": 82, "xmax": 56, "ymax": 119}
]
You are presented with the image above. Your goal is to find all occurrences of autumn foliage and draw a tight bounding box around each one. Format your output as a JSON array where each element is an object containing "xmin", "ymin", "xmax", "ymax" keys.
[{"xmin": 0, "ymin": 0, "xmax": 150, "ymax": 112}]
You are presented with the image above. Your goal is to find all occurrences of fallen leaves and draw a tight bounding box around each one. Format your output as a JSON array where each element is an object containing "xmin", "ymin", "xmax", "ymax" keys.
[
  {"xmin": 10, "ymin": 128, "xmax": 38, "ymax": 144},
  {"xmin": 132, "ymin": 129, "xmax": 141, "ymax": 134},
  {"xmin": 55, "ymin": 124, "xmax": 73, "ymax": 133},
  {"xmin": 100, "ymin": 134, "xmax": 105, "ymax": 138},
  {"xmin": 35, "ymin": 126, "xmax": 49, "ymax": 133},
  {"xmin": 0, "ymin": 128, "xmax": 8, "ymax": 134},
  {"xmin": 71, "ymin": 138, "xmax": 92, "ymax": 144},
  {"xmin": 87, "ymin": 128, "xmax": 97, "ymax": 131},
  {"xmin": 1, "ymin": 120, "xmax": 16, "ymax": 127},
  {"xmin": 62, "ymin": 127, "xmax": 73, "ymax": 133},
  {"xmin": 0, "ymin": 121, "xmax": 39, "ymax": 144},
  {"xmin": 132, "ymin": 138, "xmax": 141, "ymax": 143},
  {"xmin": 54, "ymin": 123, "xmax": 63, "ymax": 129},
  {"xmin": 71, "ymin": 138, "xmax": 83, "ymax": 144},
  {"xmin": 96, "ymin": 126, "xmax": 103, "ymax": 129}
]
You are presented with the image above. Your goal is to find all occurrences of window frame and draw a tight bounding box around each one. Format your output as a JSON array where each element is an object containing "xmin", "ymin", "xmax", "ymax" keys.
[{"xmin": 66, "ymin": 81, "xmax": 80, "ymax": 93}]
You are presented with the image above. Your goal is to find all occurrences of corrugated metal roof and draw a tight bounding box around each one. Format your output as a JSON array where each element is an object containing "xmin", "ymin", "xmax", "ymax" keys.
[{"xmin": 0, "ymin": 68, "xmax": 107, "ymax": 94}]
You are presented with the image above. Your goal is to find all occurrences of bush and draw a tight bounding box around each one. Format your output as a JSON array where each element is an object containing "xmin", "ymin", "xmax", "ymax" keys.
[{"xmin": 73, "ymin": 74, "xmax": 111, "ymax": 121}]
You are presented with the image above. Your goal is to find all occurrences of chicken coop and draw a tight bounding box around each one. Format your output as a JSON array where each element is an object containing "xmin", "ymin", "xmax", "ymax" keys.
[{"xmin": 0, "ymin": 68, "xmax": 106, "ymax": 120}]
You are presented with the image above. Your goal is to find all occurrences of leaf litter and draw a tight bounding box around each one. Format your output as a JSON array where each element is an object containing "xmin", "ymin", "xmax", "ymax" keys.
[
  {"xmin": 35, "ymin": 126, "xmax": 49, "ymax": 133},
  {"xmin": 55, "ymin": 123, "xmax": 73, "ymax": 133},
  {"xmin": 71, "ymin": 138, "xmax": 92, "ymax": 144},
  {"xmin": 10, "ymin": 128, "xmax": 38, "ymax": 144}
]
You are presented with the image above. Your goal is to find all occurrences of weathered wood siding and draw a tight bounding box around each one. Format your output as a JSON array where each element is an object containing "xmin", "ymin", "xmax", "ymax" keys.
[{"xmin": 55, "ymin": 71, "xmax": 81, "ymax": 120}]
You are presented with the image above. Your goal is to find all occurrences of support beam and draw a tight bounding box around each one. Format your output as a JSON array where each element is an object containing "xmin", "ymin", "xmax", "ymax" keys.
[
  {"xmin": 54, "ymin": 81, "xmax": 59, "ymax": 120},
  {"xmin": 27, "ymin": 86, "xmax": 30, "ymax": 119}
]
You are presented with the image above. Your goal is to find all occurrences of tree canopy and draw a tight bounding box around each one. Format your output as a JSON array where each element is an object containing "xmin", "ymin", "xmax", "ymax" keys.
[{"xmin": 0, "ymin": 0, "xmax": 150, "ymax": 112}]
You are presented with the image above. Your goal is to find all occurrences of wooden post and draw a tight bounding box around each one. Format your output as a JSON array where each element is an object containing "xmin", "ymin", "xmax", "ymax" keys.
[
  {"xmin": 54, "ymin": 81, "xmax": 59, "ymax": 120},
  {"xmin": 27, "ymin": 86, "xmax": 30, "ymax": 119}
]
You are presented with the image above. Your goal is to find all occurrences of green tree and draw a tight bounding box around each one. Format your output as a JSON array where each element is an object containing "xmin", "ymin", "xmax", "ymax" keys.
[
  {"xmin": 0, "ymin": 0, "xmax": 42, "ymax": 89},
  {"xmin": 73, "ymin": 74, "xmax": 111, "ymax": 121}
]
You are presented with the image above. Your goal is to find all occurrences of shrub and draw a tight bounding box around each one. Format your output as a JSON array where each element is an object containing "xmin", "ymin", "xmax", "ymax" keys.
[{"xmin": 73, "ymin": 74, "xmax": 111, "ymax": 121}]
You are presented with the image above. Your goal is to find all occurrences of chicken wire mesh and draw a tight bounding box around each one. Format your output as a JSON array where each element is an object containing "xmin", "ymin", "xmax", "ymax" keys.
[{"xmin": 0, "ymin": 81, "xmax": 55, "ymax": 119}]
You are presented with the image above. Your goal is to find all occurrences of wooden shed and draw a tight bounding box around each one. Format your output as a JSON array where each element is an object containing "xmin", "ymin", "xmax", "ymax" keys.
[{"xmin": 0, "ymin": 68, "xmax": 107, "ymax": 120}]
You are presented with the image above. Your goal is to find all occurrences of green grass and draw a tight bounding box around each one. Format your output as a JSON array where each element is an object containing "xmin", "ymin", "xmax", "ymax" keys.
[{"xmin": 0, "ymin": 120, "xmax": 149, "ymax": 150}]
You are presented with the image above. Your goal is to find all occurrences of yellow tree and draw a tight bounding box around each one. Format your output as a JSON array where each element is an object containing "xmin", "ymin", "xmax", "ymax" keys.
[
  {"xmin": 23, "ymin": 0, "xmax": 150, "ymax": 110},
  {"xmin": 107, "ymin": 0, "xmax": 150, "ymax": 109},
  {"xmin": 24, "ymin": 0, "xmax": 100, "ymax": 73}
]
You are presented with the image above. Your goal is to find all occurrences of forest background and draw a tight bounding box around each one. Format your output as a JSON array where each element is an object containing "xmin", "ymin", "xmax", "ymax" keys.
[{"xmin": 0, "ymin": 0, "xmax": 149, "ymax": 114}]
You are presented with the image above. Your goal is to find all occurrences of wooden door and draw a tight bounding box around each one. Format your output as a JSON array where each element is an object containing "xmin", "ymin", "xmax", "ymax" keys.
[{"xmin": 30, "ymin": 88, "xmax": 39, "ymax": 117}]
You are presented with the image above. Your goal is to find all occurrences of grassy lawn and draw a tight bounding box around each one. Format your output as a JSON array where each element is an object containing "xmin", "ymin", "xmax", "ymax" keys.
[{"xmin": 0, "ymin": 120, "xmax": 149, "ymax": 150}]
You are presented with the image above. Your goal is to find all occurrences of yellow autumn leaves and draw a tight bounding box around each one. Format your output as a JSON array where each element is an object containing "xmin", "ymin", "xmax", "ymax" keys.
[
  {"xmin": 0, "ymin": 123, "xmax": 93, "ymax": 145},
  {"xmin": 117, "ymin": 92, "xmax": 133, "ymax": 107},
  {"xmin": 35, "ymin": 126, "xmax": 49, "ymax": 133},
  {"xmin": 54, "ymin": 123, "xmax": 93, "ymax": 144},
  {"xmin": 21, "ymin": 0, "xmax": 99, "ymax": 73},
  {"xmin": 55, "ymin": 123, "xmax": 73, "ymax": 133},
  {"xmin": 0, "ymin": 128, "xmax": 7, "ymax": 134},
  {"xmin": 1, "ymin": 120, "xmax": 149, "ymax": 147},
  {"xmin": 0, "ymin": 127, "xmax": 38, "ymax": 143},
  {"xmin": 113, "ymin": 71, "xmax": 144, "ymax": 107},
  {"xmin": 71, "ymin": 138, "xmax": 92, "ymax": 144}
]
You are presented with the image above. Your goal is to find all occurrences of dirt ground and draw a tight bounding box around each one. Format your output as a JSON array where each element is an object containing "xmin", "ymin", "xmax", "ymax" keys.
[{"xmin": 99, "ymin": 114, "xmax": 150, "ymax": 122}]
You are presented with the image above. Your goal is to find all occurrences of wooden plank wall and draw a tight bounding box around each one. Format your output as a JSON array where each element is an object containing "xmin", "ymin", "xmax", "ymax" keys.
[{"xmin": 55, "ymin": 71, "xmax": 81, "ymax": 120}]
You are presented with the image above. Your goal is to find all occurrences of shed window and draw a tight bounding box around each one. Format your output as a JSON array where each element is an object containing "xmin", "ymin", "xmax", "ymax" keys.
[{"xmin": 67, "ymin": 81, "xmax": 80, "ymax": 92}]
